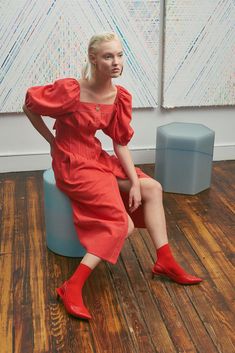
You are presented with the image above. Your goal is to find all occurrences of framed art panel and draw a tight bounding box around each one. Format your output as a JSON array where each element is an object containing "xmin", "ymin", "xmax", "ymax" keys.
[
  {"xmin": 0, "ymin": 0, "xmax": 160, "ymax": 112},
  {"xmin": 162, "ymin": 0, "xmax": 235, "ymax": 108}
]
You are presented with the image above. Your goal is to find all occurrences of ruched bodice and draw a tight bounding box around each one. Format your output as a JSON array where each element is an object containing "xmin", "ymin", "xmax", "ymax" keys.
[{"xmin": 54, "ymin": 101, "xmax": 115, "ymax": 161}]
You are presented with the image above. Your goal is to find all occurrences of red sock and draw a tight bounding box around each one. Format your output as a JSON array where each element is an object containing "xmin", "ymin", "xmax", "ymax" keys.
[
  {"xmin": 156, "ymin": 244, "xmax": 187, "ymax": 276},
  {"xmin": 69, "ymin": 263, "xmax": 92, "ymax": 285},
  {"xmin": 66, "ymin": 263, "xmax": 92, "ymax": 304}
]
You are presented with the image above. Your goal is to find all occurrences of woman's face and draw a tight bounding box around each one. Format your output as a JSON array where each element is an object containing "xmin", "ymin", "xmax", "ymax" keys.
[{"xmin": 92, "ymin": 39, "xmax": 124, "ymax": 78}]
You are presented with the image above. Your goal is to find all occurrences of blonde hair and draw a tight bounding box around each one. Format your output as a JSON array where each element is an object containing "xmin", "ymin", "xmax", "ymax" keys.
[{"xmin": 81, "ymin": 31, "xmax": 121, "ymax": 80}]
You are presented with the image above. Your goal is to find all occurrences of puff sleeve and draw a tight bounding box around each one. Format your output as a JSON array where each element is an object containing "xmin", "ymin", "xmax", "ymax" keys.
[
  {"xmin": 102, "ymin": 86, "xmax": 134, "ymax": 145},
  {"xmin": 24, "ymin": 78, "xmax": 79, "ymax": 117}
]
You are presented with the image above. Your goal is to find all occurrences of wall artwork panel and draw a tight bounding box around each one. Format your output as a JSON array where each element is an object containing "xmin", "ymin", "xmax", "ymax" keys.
[
  {"xmin": 0, "ymin": 0, "xmax": 160, "ymax": 113},
  {"xmin": 162, "ymin": 0, "xmax": 235, "ymax": 108}
]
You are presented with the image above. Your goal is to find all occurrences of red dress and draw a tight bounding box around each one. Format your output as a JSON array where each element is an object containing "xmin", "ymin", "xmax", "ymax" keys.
[{"xmin": 25, "ymin": 78, "xmax": 151, "ymax": 264}]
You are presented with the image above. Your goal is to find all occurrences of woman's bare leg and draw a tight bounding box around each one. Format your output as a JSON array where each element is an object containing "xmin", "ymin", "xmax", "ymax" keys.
[
  {"xmin": 117, "ymin": 177, "xmax": 202, "ymax": 285},
  {"xmin": 117, "ymin": 178, "xmax": 168, "ymax": 249},
  {"xmin": 81, "ymin": 253, "xmax": 102, "ymax": 269}
]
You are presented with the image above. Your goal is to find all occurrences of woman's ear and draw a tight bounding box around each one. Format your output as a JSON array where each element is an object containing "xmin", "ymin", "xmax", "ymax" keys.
[{"xmin": 89, "ymin": 53, "xmax": 96, "ymax": 66}]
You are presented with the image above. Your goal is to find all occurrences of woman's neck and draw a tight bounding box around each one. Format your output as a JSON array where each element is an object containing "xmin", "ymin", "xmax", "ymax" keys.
[{"xmin": 88, "ymin": 76, "xmax": 114, "ymax": 92}]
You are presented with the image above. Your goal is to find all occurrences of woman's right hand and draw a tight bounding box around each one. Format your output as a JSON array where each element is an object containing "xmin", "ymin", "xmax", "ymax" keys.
[
  {"xmin": 23, "ymin": 105, "xmax": 56, "ymax": 157},
  {"xmin": 50, "ymin": 138, "xmax": 55, "ymax": 157}
]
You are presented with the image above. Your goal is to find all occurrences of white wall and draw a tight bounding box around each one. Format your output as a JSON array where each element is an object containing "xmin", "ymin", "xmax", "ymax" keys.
[
  {"xmin": 0, "ymin": 0, "xmax": 234, "ymax": 173},
  {"xmin": 0, "ymin": 105, "xmax": 234, "ymax": 173}
]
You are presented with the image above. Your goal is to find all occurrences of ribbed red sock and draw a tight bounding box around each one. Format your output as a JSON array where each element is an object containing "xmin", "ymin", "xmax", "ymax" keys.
[
  {"xmin": 69, "ymin": 263, "xmax": 92, "ymax": 285},
  {"xmin": 156, "ymin": 243, "xmax": 187, "ymax": 276},
  {"xmin": 66, "ymin": 263, "xmax": 92, "ymax": 304}
]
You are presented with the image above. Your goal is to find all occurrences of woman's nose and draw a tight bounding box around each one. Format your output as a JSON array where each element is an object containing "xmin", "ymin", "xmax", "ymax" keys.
[{"xmin": 113, "ymin": 56, "xmax": 119, "ymax": 65}]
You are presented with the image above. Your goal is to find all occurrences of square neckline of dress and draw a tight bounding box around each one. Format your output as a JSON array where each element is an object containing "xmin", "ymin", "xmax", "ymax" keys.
[{"xmin": 76, "ymin": 79, "xmax": 119, "ymax": 106}]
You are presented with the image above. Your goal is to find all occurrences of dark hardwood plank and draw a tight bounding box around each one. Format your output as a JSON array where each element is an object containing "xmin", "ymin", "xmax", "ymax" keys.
[
  {"xmin": 13, "ymin": 174, "xmax": 34, "ymax": 353},
  {"xmin": 108, "ymin": 249, "xmax": 160, "ymax": 353},
  {"xmin": 165, "ymin": 224, "xmax": 234, "ymax": 353},
  {"xmin": 171, "ymin": 197, "xmax": 235, "ymax": 300},
  {"xmin": 119, "ymin": 235, "xmax": 177, "ymax": 353},
  {"xmin": 1, "ymin": 179, "xmax": 15, "ymax": 353},
  {"xmin": 26, "ymin": 176, "xmax": 50, "ymax": 353},
  {"xmin": 87, "ymin": 261, "xmax": 136, "ymax": 353}
]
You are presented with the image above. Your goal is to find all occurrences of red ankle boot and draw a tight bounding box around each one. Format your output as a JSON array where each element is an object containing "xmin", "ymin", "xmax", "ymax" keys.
[
  {"xmin": 152, "ymin": 244, "xmax": 202, "ymax": 285},
  {"xmin": 56, "ymin": 263, "xmax": 92, "ymax": 320}
]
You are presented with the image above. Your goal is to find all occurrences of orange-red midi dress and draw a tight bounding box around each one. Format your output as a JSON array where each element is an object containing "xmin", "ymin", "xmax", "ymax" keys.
[{"xmin": 25, "ymin": 78, "xmax": 151, "ymax": 264}]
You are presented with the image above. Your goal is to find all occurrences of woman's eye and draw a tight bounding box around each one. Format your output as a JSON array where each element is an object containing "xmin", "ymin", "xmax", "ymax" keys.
[{"xmin": 104, "ymin": 54, "xmax": 123, "ymax": 59}]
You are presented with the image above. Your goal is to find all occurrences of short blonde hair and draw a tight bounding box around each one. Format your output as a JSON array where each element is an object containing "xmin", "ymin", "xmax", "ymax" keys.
[{"xmin": 81, "ymin": 32, "xmax": 121, "ymax": 80}]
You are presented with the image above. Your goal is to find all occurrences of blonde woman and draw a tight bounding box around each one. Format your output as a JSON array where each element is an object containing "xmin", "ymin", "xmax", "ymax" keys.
[{"xmin": 23, "ymin": 32, "xmax": 202, "ymax": 320}]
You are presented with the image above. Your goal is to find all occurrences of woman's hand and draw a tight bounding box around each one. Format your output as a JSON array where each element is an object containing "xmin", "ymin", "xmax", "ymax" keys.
[
  {"xmin": 129, "ymin": 183, "xmax": 142, "ymax": 213},
  {"xmin": 23, "ymin": 105, "xmax": 55, "ymax": 148},
  {"xmin": 50, "ymin": 138, "xmax": 55, "ymax": 157},
  {"xmin": 112, "ymin": 143, "xmax": 142, "ymax": 212}
]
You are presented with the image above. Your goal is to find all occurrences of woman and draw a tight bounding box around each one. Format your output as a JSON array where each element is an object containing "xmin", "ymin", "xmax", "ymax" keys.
[{"xmin": 23, "ymin": 32, "xmax": 202, "ymax": 320}]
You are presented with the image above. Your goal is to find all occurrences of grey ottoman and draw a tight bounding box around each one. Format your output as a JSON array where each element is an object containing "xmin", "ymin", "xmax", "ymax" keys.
[{"xmin": 154, "ymin": 122, "xmax": 215, "ymax": 195}]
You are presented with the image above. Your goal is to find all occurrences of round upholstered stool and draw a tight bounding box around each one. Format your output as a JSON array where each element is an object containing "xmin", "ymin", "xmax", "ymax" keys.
[
  {"xmin": 43, "ymin": 168, "xmax": 86, "ymax": 257},
  {"xmin": 155, "ymin": 122, "xmax": 215, "ymax": 195}
]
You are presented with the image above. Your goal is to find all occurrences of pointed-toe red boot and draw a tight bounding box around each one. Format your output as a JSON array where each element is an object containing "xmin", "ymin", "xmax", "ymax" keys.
[
  {"xmin": 152, "ymin": 262, "xmax": 203, "ymax": 285},
  {"xmin": 56, "ymin": 263, "xmax": 92, "ymax": 320},
  {"xmin": 152, "ymin": 244, "xmax": 203, "ymax": 285},
  {"xmin": 56, "ymin": 281, "xmax": 91, "ymax": 320}
]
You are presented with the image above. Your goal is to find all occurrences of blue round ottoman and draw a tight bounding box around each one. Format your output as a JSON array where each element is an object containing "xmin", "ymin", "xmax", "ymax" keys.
[{"xmin": 43, "ymin": 168, "xmax": 86, "ymax": 257}]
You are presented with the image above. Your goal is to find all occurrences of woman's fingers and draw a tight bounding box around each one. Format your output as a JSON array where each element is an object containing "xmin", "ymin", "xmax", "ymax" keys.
[
  {"xmin": 129, "ymin": 194, "xmax": 133, "ymax": 208},
  {"xmin": 129, "ymin": 196, "xmax": 142, "ymax": 213},
  {"xmin": 129, "ymin": 185, "xmax": 142, "ymax": 212}
]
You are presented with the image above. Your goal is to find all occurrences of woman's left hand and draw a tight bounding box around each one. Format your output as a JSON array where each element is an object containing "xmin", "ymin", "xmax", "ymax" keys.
[{"xmin": 128, "ymin": 183, "xmax": 142, "ymax": 213}]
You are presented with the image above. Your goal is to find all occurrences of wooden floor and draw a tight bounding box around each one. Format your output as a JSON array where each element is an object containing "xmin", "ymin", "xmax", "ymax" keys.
[{"xmin": 0, "ymin": 161, "xmax": 234, "ymax": 353}]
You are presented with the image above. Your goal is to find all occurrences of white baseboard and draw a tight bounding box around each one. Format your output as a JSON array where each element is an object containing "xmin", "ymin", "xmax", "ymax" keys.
[
  {"xmin": 0, "ymin": 145, "xmax": 234, "ymax": 173},
  {"xmin": 213, "ymin": 144, "xmax": 235, "ymax": 161},
  {"xmin": 0, "ymin": 153, "xmax": 52, "ymax": 173}
]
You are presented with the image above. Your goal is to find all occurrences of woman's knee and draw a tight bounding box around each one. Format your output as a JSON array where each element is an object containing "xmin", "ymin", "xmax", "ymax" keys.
[
  {"xmin": 142, "ymin": 179, "xmax": 163, "ymax": 201},
  {"xmin": 153, "ymin": 180, "xmax": 163, "ymax": 194}
]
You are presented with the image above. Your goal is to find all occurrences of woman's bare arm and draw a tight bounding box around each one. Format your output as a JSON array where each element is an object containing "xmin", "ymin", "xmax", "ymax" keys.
[
  {"xmin": 113, "ymin": 141, "xmax": 141, "ymax": 212},
  {"xmin": 22, "ymin": 104, "xmax": 55, "ymax": 145},
  {"xmin": 113, "ymin": 142, "xmax": 139, "ymax": 185}
]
